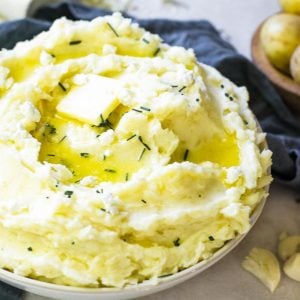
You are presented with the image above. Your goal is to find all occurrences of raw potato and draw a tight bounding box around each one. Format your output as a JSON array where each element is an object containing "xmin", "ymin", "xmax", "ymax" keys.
[
  {"xmin": 242, "ymin": 248, "xmax": 281, "ymax": 293},
  {"xmin": 278, "ymin": 235, "xmax": 300, "ymax": 261},
  {"xmin": 280, "ymin": 0, "xmax": 300, "ymax": 14},
  {"xmin": 290, "ymin": 45, "xmax": 300, "ymax": 83},
  {"xmin": 283, "ymin": 253, "xmax": 300, "ymax": 281},
  {"xmin": 260, "ymin": 13, "xmax": 300, "ymax": 74}
]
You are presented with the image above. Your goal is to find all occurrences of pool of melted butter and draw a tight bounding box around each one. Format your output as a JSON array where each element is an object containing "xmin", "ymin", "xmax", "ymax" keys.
[{"xmin": 32, "ymin": 93, "xmax": 239, "ymax": 184}]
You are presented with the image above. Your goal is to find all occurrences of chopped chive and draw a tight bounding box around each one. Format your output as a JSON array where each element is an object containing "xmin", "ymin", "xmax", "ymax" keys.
[
  {"xmin": 138, "ymin": 136, "xmax": 151, "ymax": 151},
  {"xmin": 96, "ymin": 190, "xmax": 100, "ymax": 194},
  {"xmin": 198, "ymin": 194, "xmax": 202, "ymax": 197},
  {"xmin": 71, "ymin": 241, "xmax": 75, "ymax": 245},
  {"xmin": 171, "ymin": 85, "xmax": 178, "ymax": 88},
  {"xmin": 45, "ymin": 123, "xmax": 56, "ymax": 135},
  {"xmin": 141, "ymin": 199, "xmax": 147, "ymax": 204},
  {"xmin": 27, "ymin": 247, "xmax": 33, "ymax": 252},
  {"xmin": 225, "ymin": 93, "xmax": 229, "ymax": 98},
  {"xmin": 229, "ymin": 96, "xmax": 234, "ymax": 101},
  {"xmin": 220, "ymin": 84, "xmax": 224, "ymax": 89},
  {"xmin": 59, "ymin": 135, "xmax": 67, "ymax": 143},
  {"xmin": 50, "ymin": 53, "xmax": 56, "ymax": 58},
  {"xmin": 106, "ymin": 22, "xmax": 119, "ymax": 37},
  {"xmin": 103, "ymin": 154, "xmax": 106, "ymax": 161},
  {"xmin": 74, "ymin": 180, "xmax": 81, "ymax": 184},
  {"xmin": 208, "ymin": 235, "xmax": 215, "ymax": 241},
  {"xmin": 140, "ymin": 106, "xmax": 151, "ymax": 112},
  {"xmin": 98, "ymin": 114, "xmax": 113, "ymax": 130},
  {"xmin": 183, "ymin": 149, "xmax": 189, "ymax": 161},
  {"xmin": 158, "ymin": 273, "xmax": 173, "ymax": 278},
  {"xmin": 142, "ymin": 38, "xmax": 150, "ymax": 44},
  {"xmin": 173, "ymin": 238, "xmax": 180, "ymax": 247},
  {"xmin": 64, "ymin": 190, "xmax": 73, "ymax": 198},
  {"xmin": 125, "ymin": 173, "xmax": 129, "ymax": 181},
  {"xmin": 154, "ymin": 47, "xmax": 160, "ymax": 56},
  {"xmin": 58, "ymin": 82, "xmax": 66, "ymax": 92},
  {"xmin": 80, "ymin": 152, "xmax": 89, "ymax": 158},
  {"xmin": 178, "ymin": 86, "xmax": 186, "ymax": 93},
  {"xmin": 96, "ymin": 134, "xmax": 101, "ymax": 138},
  {"xmin": 100, "ymin": 208, "xmax": 106, "ymax": 212},
  {"xmin": 47, "ymin": 154, "xmax": 55, "ymax": 157},
  {"xmin": 104, "ymin": 169, "xmax": 116, "ymax": 173},
  {"xmin": 69, "ymin": 40, "xmax": 82, "ymax": 45},
  {"xmin": 195, "ymin": 98, "xmax": 199, "ymax": 102},
  {"xmin": 138, "ymin": 147, "xmax": 146, "ymax": 161},
  {"xmin": 132, "ymin": 108, "xmax": 143, "ymax": 113},
  {"xmin": 126, "ymin": 134, "xmax": 136, "ymax": 141}
]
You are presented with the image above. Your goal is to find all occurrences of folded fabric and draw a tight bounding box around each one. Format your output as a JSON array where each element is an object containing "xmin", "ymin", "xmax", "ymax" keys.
[{"xmin": 1, "ymin": 1, "xmax": 300, "ymax": 298}]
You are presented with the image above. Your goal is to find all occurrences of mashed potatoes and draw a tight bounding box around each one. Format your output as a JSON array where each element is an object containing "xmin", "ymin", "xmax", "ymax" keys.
[{"xmin": 0, "ymin": 13, "xmax": 272, "ymax": 287}]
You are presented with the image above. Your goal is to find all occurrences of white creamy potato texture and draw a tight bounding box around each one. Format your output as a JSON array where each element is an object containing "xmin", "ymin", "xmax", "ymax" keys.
[{"xmin": 0, "ymin": 13, "xmax": 272, "ymax": 287}]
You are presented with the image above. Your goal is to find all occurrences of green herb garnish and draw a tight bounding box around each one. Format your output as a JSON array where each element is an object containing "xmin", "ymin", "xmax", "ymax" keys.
[
  {"xmin": 47, "ymin": 154, "xmax": 55, "ymax": 157},
  {"xmin": 106, "ymin": 22, "xmax": 119, "ymax": 37},
  {"xmin": 69, "ymin": 40, "xmax": 82, "ymax": 45},
  {"xmin": 195, "ymin": 98, "xmax": 199, "ymax": 102},
  {"xmin": 142, "ymin": 38, "xmax": 150, "ymax": 44},
  {"xmin": 138, "ymin": 147, "xmax": 146, "ymax": 161},
  {"xmin": 45, "ymin": 123, "xmax": 56, "ymax": 135},
  {"xmin": 141, "ymin": 199, "xmax": 147, "ymax": 204},
  {"xmin": 178, "ymin": 86, "xmax": 186, "ymax": 93},
  {"xmin": 125, "ymin": 173, "xmax": 129, "ymax": 181},
  {"xmin": 140, "ymin": 106, "xmax": 151, "ymax": 112},
  {"xmin": 132, "ymin": 108, "xmax": 143, "ymax": 113},
  {"xmin": 208, "ymin": 235, "xmax": 215, "ymax": 241},
  {"xmin": 127, "ymin": 134, "xmax": 136, "ymax": 141},
  {"xmin": 58, "ymin": 82, "xmax": 67, "ymax": 92},
  {"xmin": 80, "ymin": 152, "xmax": 89, "ymax": 158},
  {"xmin": 104, "ymin": 169, "xmax": 116, "ymax": 173},
  {"xmin": 100, "ymin": 208, "xmax": 106, "ymax": 212},
  {"xmin": 27, "ymin": 247, "xmax": 33, "ymax": 251},
  {"xmin": 98, "ymin": 114, "xmax": 113, "ymax": 129},
  {"xmin": 64, "ymin": 190, "xmax": 74, "ymax": 198},
  {"xmin": 183, "ymin": 149, "xmax": 189, "ymax": 161},
  {"xmin": 154, "ymin": 47, "xmax": 160, "ymax": 56},
  {"xmin": 59, "ymin": 135, "xmax": 67, "ymax": 143},
  {"xmin": 138, "ymin": 136, "xmax": 151, "ymax": 151},
  {"xmin": 173, "ymin": 238, "xmax": 180, "ymax": 247}
]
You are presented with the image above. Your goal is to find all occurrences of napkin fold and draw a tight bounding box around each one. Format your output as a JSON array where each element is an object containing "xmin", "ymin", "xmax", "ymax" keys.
[{"xmin": 0, "ymin": 1, "xmax": 300, "ymax": 298}]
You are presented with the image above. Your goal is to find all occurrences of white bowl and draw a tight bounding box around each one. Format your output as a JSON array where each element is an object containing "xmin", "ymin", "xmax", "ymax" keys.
[{"xmin": 0, "ymin": 195, "xmax": 266, "ymax": 300}]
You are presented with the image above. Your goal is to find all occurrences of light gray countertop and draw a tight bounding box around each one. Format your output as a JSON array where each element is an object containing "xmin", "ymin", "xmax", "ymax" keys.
[{"xmin": 24, "ymin": 0, "xmax": 300, "ymax": 299}]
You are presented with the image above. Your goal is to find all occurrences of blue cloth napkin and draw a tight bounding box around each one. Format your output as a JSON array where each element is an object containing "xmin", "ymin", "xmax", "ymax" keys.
[{"xmin": 1, "ymin": 1, "xmax": 300, "ymax": 298}]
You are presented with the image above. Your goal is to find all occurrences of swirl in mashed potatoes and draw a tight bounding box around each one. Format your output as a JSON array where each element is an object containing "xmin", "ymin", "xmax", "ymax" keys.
[{"xmin": 0, "ymin": 13, "xmax": 272, "ymax": 287}]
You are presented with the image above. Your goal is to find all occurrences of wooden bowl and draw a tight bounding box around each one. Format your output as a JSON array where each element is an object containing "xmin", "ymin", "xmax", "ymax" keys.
[{"xmin": 251, "ymin": 23, "xmax": 300, "ymax": 115}]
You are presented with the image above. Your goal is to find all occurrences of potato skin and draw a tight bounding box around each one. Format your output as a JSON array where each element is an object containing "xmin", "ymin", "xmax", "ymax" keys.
[
  {"xmin": 290, "ymin": 45, "xmax": 300, "ymax": 83},
  {"xmin": 280, "ymin": 0, "xmax": 300, "ymax": 14},
  {"xmin": 260, "ymin": 13, "xmax": 300, "ymax": 74}
]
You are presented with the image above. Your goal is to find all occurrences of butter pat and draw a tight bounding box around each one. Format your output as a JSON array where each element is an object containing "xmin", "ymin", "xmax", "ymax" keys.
[{"xmin": 57, "ymin": 74, "xmax": 120, "ymax": 125}]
